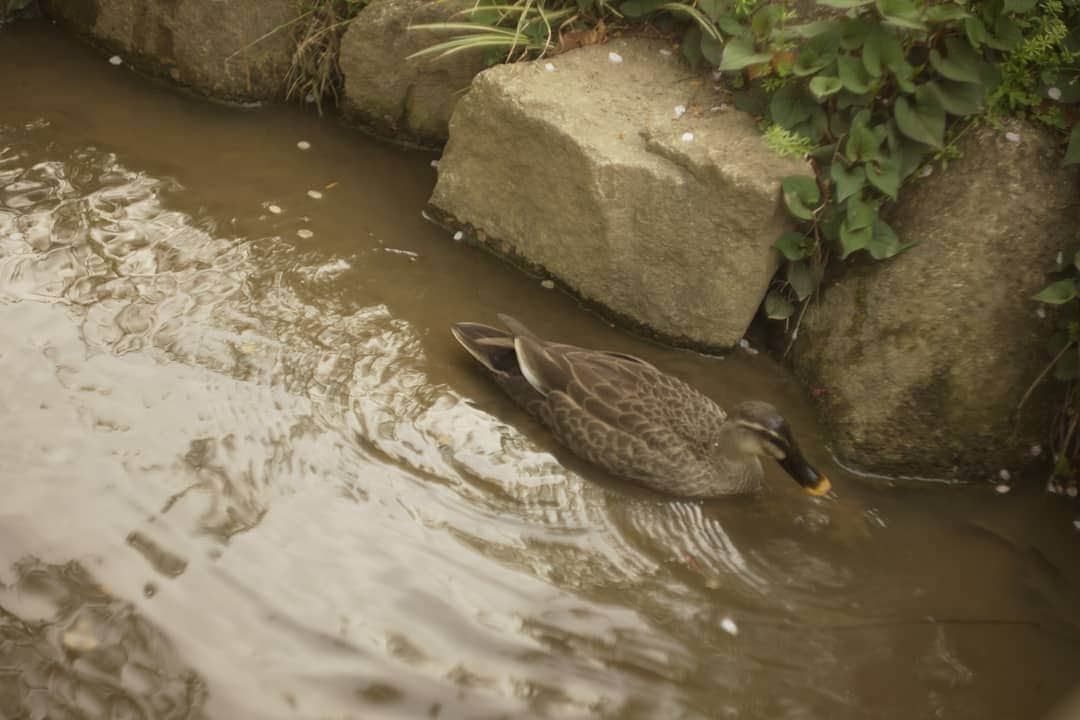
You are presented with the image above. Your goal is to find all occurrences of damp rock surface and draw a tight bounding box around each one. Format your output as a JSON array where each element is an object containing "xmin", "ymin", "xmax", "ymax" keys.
[{"xmin": 431, "ymin": 37, "xmax": 807, "ymax": 348}]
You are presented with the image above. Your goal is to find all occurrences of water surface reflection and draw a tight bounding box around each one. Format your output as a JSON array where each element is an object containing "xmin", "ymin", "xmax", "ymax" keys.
[{"xmin": 1, "ymin": 21, "xmax": 1079, "ymax": 720}]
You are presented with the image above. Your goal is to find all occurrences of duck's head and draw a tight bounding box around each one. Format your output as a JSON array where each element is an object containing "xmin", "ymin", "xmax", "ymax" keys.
[{"xmin": 727, "ymin": 401, "xmax": 831, "ymax": 496}]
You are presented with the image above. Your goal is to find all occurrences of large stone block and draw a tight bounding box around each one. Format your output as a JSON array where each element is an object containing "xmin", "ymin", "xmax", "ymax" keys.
[
  {"xmin": 431, "ymin": 38, "xmax": 806, "ymax": 348},
  {"xmin": 792, "ymin": 120, "xmax": 1079, "ymax": 479},
  {"xmin": 339, "ymin": 0, "xmax": 487, "ymax": 145},
  {"xmin": 43, "ymin": 0, "xmax": 295, "ymax": 102}
]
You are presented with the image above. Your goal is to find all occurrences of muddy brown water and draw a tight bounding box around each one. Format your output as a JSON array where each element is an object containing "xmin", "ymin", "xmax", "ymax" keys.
[{"xmin": 2, "ymin": 22, "xmax": 1079, "ymax": 720}]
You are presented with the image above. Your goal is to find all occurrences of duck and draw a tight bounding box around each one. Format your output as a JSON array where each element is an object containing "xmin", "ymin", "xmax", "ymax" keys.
[{"xmin": 451, "ymin": 315, "xmax": 831, "ymax": 498}]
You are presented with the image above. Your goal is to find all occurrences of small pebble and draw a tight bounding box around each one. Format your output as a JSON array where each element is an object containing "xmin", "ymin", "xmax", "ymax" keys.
[
  {"xmin": 919, "ymin": 165, "xmax": 933, "ymax": 178},
  {"xmin": 1030, "ymin": 444, "xmax": 1042, "ymax": 457},
  {"xmin": 720, "ymin": 618, "xmax": 739, "ymax": 636},
  {"xmin": 995, "ymin": 483, "xmax": 1011, "ymax": 495},
  {"xmin": 1073, "ymin": 519, "xmax": 1080, "ymax": 531},
  {"xmin": 305, "ymin": 92, "xmax": 317, "ymax": 104},
  {"xmin": 1056, "ymin": 251, "xmax": 1064, "ymax": 265},
  {"xmin": 452, "ymin": 230, "xmax": 464, "ymax": 241},
  {"xmin": 998, "ymin": 469, "xmax": 1011, "ymax": 482},
  {"xmin": 297, "ymin": 140, "xmax": 312, "ymax": 151},
  {"xmin": 307, "ymin": 190, "xmax": 323, "ymax": 200},
  {"xmin": 544, "ymin": 62, "xmax": 555, "ymax": 72},
  {"xmin": 1068, "ymin": 485, "xmax": 1079, "ymax": 498},
  {"xmin": 659, "ymin": 48, "xmax": 673, "ymax": 57},
  {"xmin": 297, "ymin": 229, "xmax": 314, "ymax": 239},
  {"xmin": 674, "ymin": 104, "xmax": 686, "ymax": 119},
  {"xmin": 1048, "ymin": 87, "xmax": 1062, "ymax": 101},
  {"xmin": 267, "ymin": 204, "xmax": 282, "ymax": 215},
  {"xmin": 541, "ymin": 279, "xmax": 555, "ymax": 289},
  {"xmin": 608, "ymin": 51, "xmax": 623, "ymax": 64},
  {"xmin": 430, "ymin": 159, "xmax": 440, "ymax": 169},
  {"xmin": 109, "ymin": 55, "xmax": 123, "ymax": 66},
  {"xmin": 1005, "ymin": 131, "xmax": 1021, "ymax": 143},
  {"xmin": 681, "ymin": 132, "xmax": 695, "ymax": 143},
  {"xmin": 1035, "ymin": 307, "xmax": 1047, "ymax": 319}
]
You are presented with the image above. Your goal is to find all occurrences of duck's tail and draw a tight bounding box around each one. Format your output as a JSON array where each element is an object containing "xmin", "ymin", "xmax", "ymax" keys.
[{"xmin": 450, "ymin": 322, "xmax": 519, "ymax": 375}]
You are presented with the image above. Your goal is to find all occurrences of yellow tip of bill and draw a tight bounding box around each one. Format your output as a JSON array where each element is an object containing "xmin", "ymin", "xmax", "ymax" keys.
[{"xmin": 806, "ymin": 476, "xmax": 832, "ymax": 497}]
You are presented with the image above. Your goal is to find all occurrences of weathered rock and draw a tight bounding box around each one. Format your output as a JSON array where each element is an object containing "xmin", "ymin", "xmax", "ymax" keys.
[
  {"xmin": 431, "ymin": 38, "xmax": 807, "ymax": 348},
  {"xmin": 42, "ymin": 0, "xmax": 295, "ymax": 102},
  {"xmin": 339, "ymin": 0, "xmax": 487, "ymax": 145},
  {"xmin": 792, "ymin": 120, "xmax": 1079, "ymax": 479}
]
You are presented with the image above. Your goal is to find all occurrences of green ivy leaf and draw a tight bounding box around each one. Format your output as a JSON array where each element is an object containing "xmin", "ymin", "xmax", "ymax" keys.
[
  {"xmin": 925, "ymin": 4, "xmax": 970, "ymax": 23},
  {"xmin": 788, "ymin": 21, "xmax": 838, "ymax": 38},
  {"xmin": 831, "ymin": 162, "xmax": 866, "ymax": 202},
  {"xmin": 934, "ymin": 79, "xmax": 985, "ymax": 116},
  {"xmin": 839, "ymin": 18, "xmax": 872, "ymax": 50},
  {"xmin": 964, "ymin": 16, "xmax": 987, "ymax": 49},
  {"xmin": 715, "ymin": 13, "xmax": 752, "ymax": 36},
  {"xmin": 1002, "ymin": 0, "xmax": 1037, "ymax": 13},
  {"xmin": 986, "ymin": 15, "xmax": 1021, "ymax": 51},
  {"xmin": 770, "ymin": 85, "xmax": 814, "ymax": 129},
  {"xmin": 793, "ymin": 29, "xmax": 840, "ymax": 77},
  {"xmin": 1065, "ymin": 124, "xmax": 1080, "ymax": 166},
  {"xmin": 929, "ymin": 37, "xmax": 984, "ymax": 84},
  {"xmin": 809, "ymin": 76, "xmax": 844, "ymax": 101},
  {"xmin": 751, "ymin": 4, "xmax": 784, "ymax": 38},
  {"xmin": 839, "ymin": 219, "xmax": 872, "ymax": 258},
  {"xmin": 697, "ymin": 0, "xmax": 725, "ymax": 22},
  {"xmin": 876, "ymin": 0, "xmax": 927, "ymax": 30},
  {"xmin": 866, "ymin": 218, "xmax": 916, "ymax": 259},
  {"xmin": 845, "ymin": 116, "xmax": 881, "ymax": 162},
  {"xmin": 787, "ymin": 260, "xmax": 818, "ymax": 300},
  {"xmin": 1033, "ymin": 278, "xmax": 1078, "ymax": 304},
  {"xmin": 681, "ymin": 25, "xmax": 703, "ymax": 69},
  {"xmin": 866, "ymin": 153, "xmax": 900, "ymax": 198},
  {"xmin": 765, "ymin": 290, "xmax": 796, "ymax": 319},
  {"xmin": 838, "ymin": 54, "xmax": 873, "ymax": 93},
  {"xmin": 862, "ymin": 27, "xmax": 903, "ymax": 78},
  {"xmin": 782, "ymin": 175, "xmax": 821, "ymax": 220},
  {"xmin": 894, "ymin": 87, "xmax": 945, "ymax": 149},
  {"xmin": 718, "ymin": 37, "xmax": 772, "ymax": 71},
  {"xmin": 701, "ymin": 32, "xmax": 725, "ymax": 66},
  {"xmin": 775, "ymin": 231, "xmax": 813, "ymax": 261},
  {"xmin": 620, "ymin": 0, "xmax": 668, "ymax": 17},
  {"xmin": 846, "ymin": 194, "xmax": 876, "ymax": 230}
]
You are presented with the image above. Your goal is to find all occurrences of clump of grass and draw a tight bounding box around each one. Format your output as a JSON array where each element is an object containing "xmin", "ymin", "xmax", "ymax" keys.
[
  {"xmin": 407, "ymin": 0, "xmax": 618, "ymax": 66},
  {"xmin": 286, "ymin": 0, "xmax": 368, "ymax": 115}
]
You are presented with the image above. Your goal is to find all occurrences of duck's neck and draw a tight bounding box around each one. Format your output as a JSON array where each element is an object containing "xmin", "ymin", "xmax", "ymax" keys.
[{"xmin": 708, "ymin": 423, "xmax": 765, "ymax": 494}]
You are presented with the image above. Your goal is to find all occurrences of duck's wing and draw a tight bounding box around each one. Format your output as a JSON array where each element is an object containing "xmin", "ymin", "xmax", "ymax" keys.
[{"xmin": 505, "ymin": 319, "xmax": 726, "ymax": 451}]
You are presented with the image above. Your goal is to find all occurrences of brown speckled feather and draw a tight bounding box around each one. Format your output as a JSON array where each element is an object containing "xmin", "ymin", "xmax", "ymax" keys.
[{"xmin": 452, "ymin": 317, "xmax": 753, "ymax": 496}]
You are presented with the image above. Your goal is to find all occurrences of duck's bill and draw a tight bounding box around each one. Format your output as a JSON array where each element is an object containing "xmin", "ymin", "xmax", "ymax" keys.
[{"xmin": 779, "ymin": 452, "xmax": 831, "ymax": 497}]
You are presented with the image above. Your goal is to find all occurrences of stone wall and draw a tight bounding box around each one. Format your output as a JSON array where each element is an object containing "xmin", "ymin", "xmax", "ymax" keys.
[
  {"xmin": 792, "ymin": 120, "xmax": 1079, "ymax": 479},
  {"xmin": 431, "ymin": 38, "xmax": 807, "ymax": 349},
  {"xmin": 338, "ymin": 0, "xmax": 487, "ymax": 146},
  {"xmin": 42, "ymin": 0, "xmax": 295, "ymax": 102}
]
